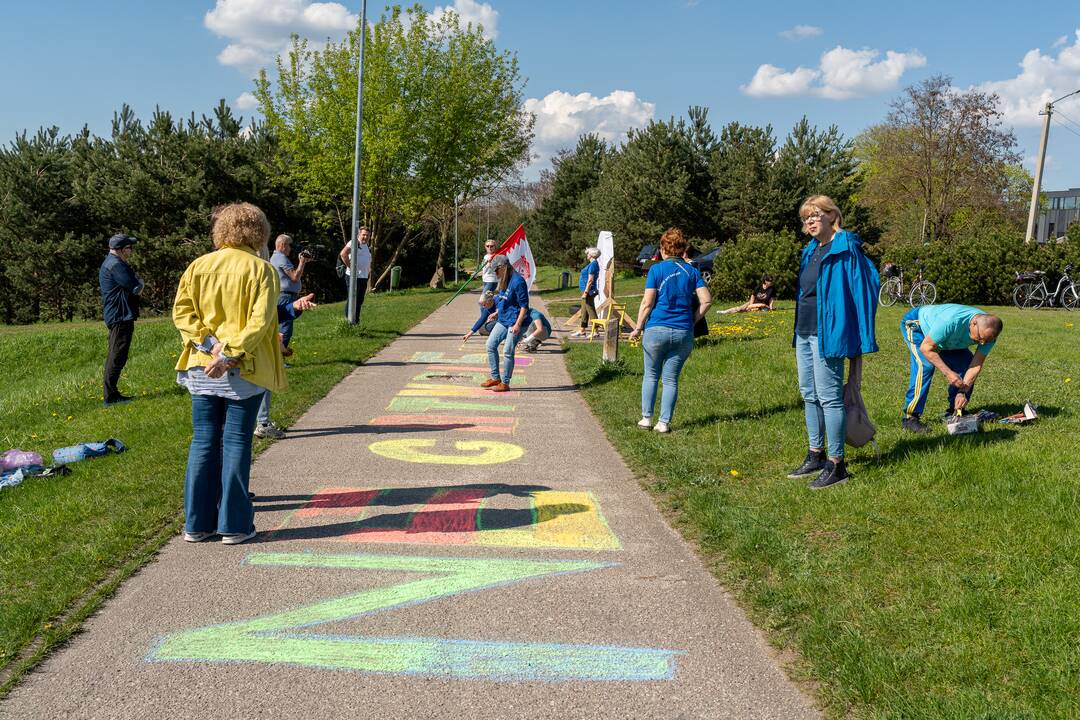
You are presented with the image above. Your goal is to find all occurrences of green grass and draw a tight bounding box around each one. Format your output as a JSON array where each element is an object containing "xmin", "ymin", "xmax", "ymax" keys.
[
  {"xmin": 537, "ymin": 268, "xmax": 647, "ymax": 319},
  {"xmin": 0, "ymin": 288, "xmax": 450, "ymax": 692},
  {"xmin": 565, "ymin": 303, "xmax": 1080, "ymax": 719}
]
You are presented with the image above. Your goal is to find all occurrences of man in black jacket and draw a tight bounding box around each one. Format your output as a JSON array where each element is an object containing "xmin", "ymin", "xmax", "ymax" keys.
[{"xmin": 99, "ymin": 234, "xmax": 144, "ymax": 405}]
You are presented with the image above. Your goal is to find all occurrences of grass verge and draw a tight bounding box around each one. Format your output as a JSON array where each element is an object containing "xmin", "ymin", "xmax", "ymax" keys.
[
  {"xmin": 0, "ymin": 288, "xmax": 450, "ymax": 694},
  {"xmin": 564, "ymin": 303, "xmax": 1079, "ymax": 718}
]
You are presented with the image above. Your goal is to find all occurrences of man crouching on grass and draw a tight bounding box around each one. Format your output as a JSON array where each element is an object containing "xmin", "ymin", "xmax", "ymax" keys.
[{"xmin": 900, "ymin": 303, "xmax": 1003, "ymax": 433}]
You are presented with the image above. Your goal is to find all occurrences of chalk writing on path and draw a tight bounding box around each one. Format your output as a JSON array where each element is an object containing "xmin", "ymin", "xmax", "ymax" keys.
[
  {"xmin": 272, "ymin": 486, "xmax": 621, "ymax": 550},
  {"xmin": 407, "ymin": 351, "xmax": 532, "ymax": 367},
  {"xmin": 369, "ymin": 439, "xmax": 524, "ymax": 465},
  {"xmin": 149, "ymin": 553, "xmax": 679, "ymax": 682}
]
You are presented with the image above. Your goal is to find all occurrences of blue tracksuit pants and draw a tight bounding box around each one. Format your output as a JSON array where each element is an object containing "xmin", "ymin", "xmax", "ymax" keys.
[{"xmin": 901, "ymin": 307, "xmax": 974, "ymax": 417}]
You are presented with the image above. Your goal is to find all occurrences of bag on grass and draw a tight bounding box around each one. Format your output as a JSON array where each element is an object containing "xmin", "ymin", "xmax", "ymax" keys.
[
  {"xmin": 52, "ymin": 438, "xmax": 127, "ymax": 465},
  {"xmin": 844, "ymin": 356, "xmax": 879, "ymax": 458}
]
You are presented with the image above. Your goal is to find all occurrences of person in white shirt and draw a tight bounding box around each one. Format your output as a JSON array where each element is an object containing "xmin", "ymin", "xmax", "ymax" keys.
[
  {"xmin": 339, "ymin": 227, "xmax": 372, "ymax": 319},
  {"xmin": 475, "ymin": 238, "xmax": 499, "ymax": 330}
]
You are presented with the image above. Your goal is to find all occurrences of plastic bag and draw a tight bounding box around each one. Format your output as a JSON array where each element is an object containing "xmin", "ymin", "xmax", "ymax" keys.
[{"xmin": 1, "ymin": 450, "xmax": 44, "ymax": 471}]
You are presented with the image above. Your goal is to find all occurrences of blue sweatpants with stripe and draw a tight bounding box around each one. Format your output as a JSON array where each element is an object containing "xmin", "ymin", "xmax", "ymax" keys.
[{"xmin": 901, "ymin": 307, "xmax": 974, "ymax": 417}]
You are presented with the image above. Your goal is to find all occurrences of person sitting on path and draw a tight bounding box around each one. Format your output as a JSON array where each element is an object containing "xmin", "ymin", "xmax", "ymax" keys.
[
  {"xmin": 628, "ymin": 227, "xmax": 711, "ymax": 434},
  {"xmin": 571, "ymin": 247, "xmax": 601, "ymax": 338},
  {"xmin": 720, "ymin": 274, "xmax": 775, "ymax": 314},
  {"xmin": 462, "ymin": 291, "xmax": 497, "ymax": 343},
  {"xmin": 787, "ymin": 195, "xmax": 879, "ymax": 490},
  {"xmin": 900, "ymin": 303, "xmax": 1003, "ymax": 433},
  {"xmin": 482, "ymin": 255, "xmax": 529, "ymax": 392},
  {"xmin": 520, "ymin": 308, "xmax": 552, "ymax": 352},
  {"xmin": 172, "ymin": 202, "xmax": 285, "ymax": 546}
]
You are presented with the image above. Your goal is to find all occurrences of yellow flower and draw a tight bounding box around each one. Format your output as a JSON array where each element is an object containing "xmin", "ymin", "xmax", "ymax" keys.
[
  {"xmin": 52, "ymin": 412, "xmax": 59, "ymax": 417},
  {"xmin": 1066, "ymin": 378, "xmax": 1073, "ymax": 384},
  {"xmin": 66, "ymin": 415, "xmax": 74, "ymax": 421},
  {"xmin": 729, "ymin": 469, "xmax": 740, "ymax": 477}
]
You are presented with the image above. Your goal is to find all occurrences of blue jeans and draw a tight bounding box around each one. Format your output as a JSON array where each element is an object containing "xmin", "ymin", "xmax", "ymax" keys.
[
  {"xmin": 486, "ymin": 322, "xmax": 521, "ymax": 384},
  {"xmin": 901, "ymin": 308, "xmax": 974, "ymax": 416},
  {"xmin": 478, "ymin": 281, "xmax": 497, "ymax": 326},
  {"xmin": 794, "ymin": 334, "xmax": 846, "ymax": 458},
  {"xmin": 278, "ymin": 291, "xmax": 298, "ymax": 346},
  {"xmin": 641, "ymin": 326, "xmax": 693, "ymax": 424},
  {"xmin": 185, "ymin": 393, "xmax": 261, "ymax": 536},
  {"xmin": 257, "ymin": 390, "xmax": 271, "ymax": 425}
]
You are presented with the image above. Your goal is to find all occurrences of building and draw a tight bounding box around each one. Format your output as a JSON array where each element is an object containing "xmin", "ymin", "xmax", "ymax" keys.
[{"xmin": 1036, "ymin": 188, "xmax": 1080, "ymax": 243}]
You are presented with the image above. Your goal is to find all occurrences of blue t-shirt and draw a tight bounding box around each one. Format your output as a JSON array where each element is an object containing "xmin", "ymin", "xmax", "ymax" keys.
[
  {"xmin": 579, "ymin": 260, "xmax": 600, "ymax": 295},
  {"xmin": 917, "ymin": 304, "xmax": 996, "ymax": 355},
  {"xmin": 495, "ymin": 274, "xmax": 530, "ymax": 328},
  {"xmin": 270, "ymin": 250, "xmax": 300, "ymax": 294},
  {"xmin": 528, "ymin": 308, "xmax": 551, "ymax": 332},
  {"xmin": 645, "ymin": 259, "xmax": 705, "ymax": 331}
]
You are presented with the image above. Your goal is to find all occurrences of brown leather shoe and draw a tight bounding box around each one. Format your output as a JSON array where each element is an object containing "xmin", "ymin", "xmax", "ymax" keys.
[
  {"xmin": 492, "ymin": 382, "xmax": 511, "ymax": 392},
  {"xmin": 480, "ymin": 379, "xmax": 500, "ymax": 388}
]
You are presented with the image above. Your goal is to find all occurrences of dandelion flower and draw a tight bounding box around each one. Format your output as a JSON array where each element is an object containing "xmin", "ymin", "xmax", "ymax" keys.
[
  {"xmin": 1066, "ymin": 378, "xmax": 1073, "ymax": 384},
  {"xmin": 66, "ymin": 415, "xmax": 74, "ymax": 421},
  {"xmin": 729, "ymin": 469, "xmax": 740, "ymax": 477}
]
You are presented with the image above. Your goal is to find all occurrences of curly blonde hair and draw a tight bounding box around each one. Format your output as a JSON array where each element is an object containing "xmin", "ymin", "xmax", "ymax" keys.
[{"xmin": 212, "ymin": 203, "xmax": 270, "ymax": 250}]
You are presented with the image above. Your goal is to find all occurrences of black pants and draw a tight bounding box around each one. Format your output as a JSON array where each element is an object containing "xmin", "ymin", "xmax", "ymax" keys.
[
  {"xmin": 104, "ymin": 320, "xmax": 134, "ymax": 402},
  {"xmin": 343, "ymin": 277, "xmax": 368, "ymax": 320}
]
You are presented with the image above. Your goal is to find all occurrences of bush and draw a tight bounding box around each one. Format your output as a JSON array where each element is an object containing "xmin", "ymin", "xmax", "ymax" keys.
[
  {"xmin": 880, "ymin": 232, "xmax": 1080, "ymax": 306},
  {"xmin": 709, "ymin": 230, "xmax": 802, "ymax": 300}
]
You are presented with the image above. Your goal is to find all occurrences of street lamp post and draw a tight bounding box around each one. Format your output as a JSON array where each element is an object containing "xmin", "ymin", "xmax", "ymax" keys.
[
  {"xmin": 347, "ymin": 0, "xmax": 369, "ymax": 324},
  {"xmin": 1025, "ymin": 89, "xmax": 1080, "ymax": 244}
]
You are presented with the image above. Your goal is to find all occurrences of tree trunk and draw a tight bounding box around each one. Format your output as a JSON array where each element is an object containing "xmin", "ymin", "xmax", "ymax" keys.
[
  {"xmin": 429, "ymin": 220, "xmax": 449, "ymax": 289},
  {"xmin": 371, "ymin": 229, "xmax": 418, "ymax": 291}
]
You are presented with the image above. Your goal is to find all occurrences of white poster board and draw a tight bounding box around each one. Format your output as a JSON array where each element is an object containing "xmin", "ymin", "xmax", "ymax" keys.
[{"xmin": 595, "ymin": 231, "xmax": 614, "ymax": 306}]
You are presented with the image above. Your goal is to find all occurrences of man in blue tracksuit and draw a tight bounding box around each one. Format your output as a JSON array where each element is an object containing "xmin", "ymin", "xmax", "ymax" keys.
[{"xmin": 900, "ymin": 303, "xmax": 1003, "ymax": 433}]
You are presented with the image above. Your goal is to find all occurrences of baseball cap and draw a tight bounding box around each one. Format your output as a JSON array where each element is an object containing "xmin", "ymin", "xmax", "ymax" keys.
[{"xmin": 108, "ymin": 234, "xmax": 138, "ymax": 250}]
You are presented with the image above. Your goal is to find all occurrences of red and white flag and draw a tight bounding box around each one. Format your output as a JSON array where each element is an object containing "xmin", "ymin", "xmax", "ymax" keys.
[{"xmin": 493, "ymin": 224, "xmax": 536, "ymax": 289}]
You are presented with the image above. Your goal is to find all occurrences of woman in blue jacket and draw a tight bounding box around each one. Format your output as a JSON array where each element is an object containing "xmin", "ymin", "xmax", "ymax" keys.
[
  {"xmin": 788, "ymin": 195, "xmax": 879, "ymax": 490},
  {"xmin": 482, "ymin": 255, "xmax": 529, "ymax": 392}
]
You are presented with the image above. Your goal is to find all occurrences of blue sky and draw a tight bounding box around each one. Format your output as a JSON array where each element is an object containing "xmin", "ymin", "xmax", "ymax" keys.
[{"xmin": 3, "ymin": 1, "xmax": 1079, "ymax": 188}]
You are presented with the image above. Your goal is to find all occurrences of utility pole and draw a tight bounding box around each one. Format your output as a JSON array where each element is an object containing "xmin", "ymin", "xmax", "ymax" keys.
[
  {"xmin": 453, "ymin": 196, "xmax": 459, "ymax": 284},
  {"xmin": 1025, "ymin": 89, "xmax": 1080, "ymax": 244},
  {"xmin": 347, "ymin": 0, "xmax": 368, "ymax": 324}
]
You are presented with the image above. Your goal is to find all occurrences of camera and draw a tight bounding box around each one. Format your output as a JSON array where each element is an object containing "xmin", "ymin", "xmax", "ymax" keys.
[{"xmin": 299, "ymin": 248, "xmax": 315, "ymax": 260}]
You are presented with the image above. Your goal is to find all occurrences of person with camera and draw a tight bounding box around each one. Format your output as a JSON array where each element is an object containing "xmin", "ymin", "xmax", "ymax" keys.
[
  {"xmin": 339, "ymin": 227, "xmax": 372, "ymax": 320},
  {"xmin": 99, "ymin": 233, "xmax": 144, "ymax": 406},
  {"xmin": 270, "ymin": 234, "xmax": 308, "ymax": 354}
]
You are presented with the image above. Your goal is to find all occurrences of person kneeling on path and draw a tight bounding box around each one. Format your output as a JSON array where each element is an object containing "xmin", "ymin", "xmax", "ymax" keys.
[
  {"xmin": 900, "ymin": 303, "xmax": 1002, "ymax": 433},
  {"xmin": 482, "ymin": 255, "xmax": 529, "ymax": 392},
  {"xmin": 462, "ymin": 291, "xmax": 497, "ymax": 343},
  {"xmin": 520, "ymin": 308, "xmax": 552, "ymax": 352}
]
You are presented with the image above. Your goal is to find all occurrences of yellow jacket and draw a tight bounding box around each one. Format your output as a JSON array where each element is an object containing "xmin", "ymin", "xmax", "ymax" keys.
[{"xmin": 172, "ymin": 246, "xmax": 286, "ymax": 393}]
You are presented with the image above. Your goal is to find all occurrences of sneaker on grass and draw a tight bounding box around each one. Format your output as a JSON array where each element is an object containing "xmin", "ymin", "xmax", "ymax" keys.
[
  {"xmin": 254, "ymin": 422, "xmax": 286, "ymax": 439},
  {"xmin": 787, "ymin": 450, "xmax": 825, "ymax": 478},
  {"xmin": 902, "ymin": 415, "xmax": 930, "ymax": 433},
  {"xmin": 809, "ymin": 459, "xmax": 848, "ymax": 490}
]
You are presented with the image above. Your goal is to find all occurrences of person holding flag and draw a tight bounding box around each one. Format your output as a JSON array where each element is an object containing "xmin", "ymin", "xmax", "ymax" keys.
[{"xmin": 481, "ymin": 255, "xmax": 529, "ymax": 392}]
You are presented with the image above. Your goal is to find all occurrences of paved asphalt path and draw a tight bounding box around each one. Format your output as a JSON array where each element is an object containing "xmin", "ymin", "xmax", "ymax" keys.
[{"xmin": 3, "ymin": 292, "xmax": 818, "ymax": 719}]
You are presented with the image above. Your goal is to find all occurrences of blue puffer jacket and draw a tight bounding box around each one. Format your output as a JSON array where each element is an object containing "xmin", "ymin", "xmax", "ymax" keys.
[{"xmin": 792, "ymin": 229, "xmax": 880, "ymax": 359}]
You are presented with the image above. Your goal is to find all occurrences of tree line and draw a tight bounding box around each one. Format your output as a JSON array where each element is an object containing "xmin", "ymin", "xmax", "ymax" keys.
[{"xmin": 531, "ymin": 76, "xmax": 1033, "ymax": 269}]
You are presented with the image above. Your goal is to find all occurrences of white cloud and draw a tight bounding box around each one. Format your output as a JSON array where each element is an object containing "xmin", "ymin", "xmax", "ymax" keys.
[
  {"xmin": 741, "ymin": 45, "xmax": 926, "ymax": 99},
  {"xmin": 235, "ymin": 92, "xmax": 259, "ymax": 110},
  {"xmin": 779, "ymin": 25, "xmax": 823, "ymax": 40},
  {"xmin": 523, "ymin": 89, "xmax": 655, "ymax": 171},
  {"xmin": 975, "ymin": 30, "xmax": 1080, "ymax": 127},
  {"xmin": 431, "ymin": 0, "xmax": 498, "ymax": 40},
  {"xmin": 1053, "ymin": 35, "xmax": 1069, "ymax": 49},
  {"xmin": 204, "ymin": 0, "xmax": 358, "ymax": 71}
]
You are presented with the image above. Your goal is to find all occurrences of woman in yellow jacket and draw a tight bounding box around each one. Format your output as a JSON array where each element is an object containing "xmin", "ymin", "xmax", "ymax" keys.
[{"xmin": 172, "ymin": 203, "xmax": 285, "ymax": 545}]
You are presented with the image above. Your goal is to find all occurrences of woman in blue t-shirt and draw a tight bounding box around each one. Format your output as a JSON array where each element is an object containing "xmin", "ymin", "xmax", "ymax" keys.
[
  {"xmin": 481, "ymin": 255, "xmax": 529, "ymax": 392},
  {"xmin": 571, "ymin": 247, "xmax": 602, "ymax": 337},
  {"xmin": 627, "ymin": 228, "xmax": 711, "ymax": 433}
]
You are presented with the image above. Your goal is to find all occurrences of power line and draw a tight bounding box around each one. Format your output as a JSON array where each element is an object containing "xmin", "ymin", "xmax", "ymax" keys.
[
  {"xmin": 1051, "ymin": 116, "xmax": 1080, "ymax": 141},
  {"xmin": 1053, "ymin": 108, "xmax": 1080, "ymax": 132}
]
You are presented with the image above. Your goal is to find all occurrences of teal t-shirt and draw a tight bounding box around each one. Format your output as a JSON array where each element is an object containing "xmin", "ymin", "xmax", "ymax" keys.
[{"xmin": 918, "ymin": 304, "xmax": 996, "ymax": 355}]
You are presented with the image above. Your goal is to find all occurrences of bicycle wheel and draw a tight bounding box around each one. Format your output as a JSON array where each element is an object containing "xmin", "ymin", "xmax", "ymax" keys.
[
  {"xmin": 1020, "ymin": 283, "xmax": 1047, "ymax": 309},
  {"xmin": 908, "ymin": 280, "xmax": 937, "ymax": 307},
  {"xmin": 878, "ymin": 277, "xmax": 901, "ymax": 306},
  {"xmin": 1063, "ymin": 284, "xmax": 1079, "ymax": 310}
]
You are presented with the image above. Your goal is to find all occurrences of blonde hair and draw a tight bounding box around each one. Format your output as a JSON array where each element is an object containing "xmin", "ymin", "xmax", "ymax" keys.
[
  {"xmin": 799, "ymin": 195, "xmax": 843, "ymax": 231},
  {"xmin": 212, "ymin": 203, "xmax": 271, "ymax": 250}
]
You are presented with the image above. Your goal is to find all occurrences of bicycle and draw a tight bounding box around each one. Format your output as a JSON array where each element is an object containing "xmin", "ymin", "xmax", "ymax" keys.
[
  {"xmin": 1013, "ymin": 263, "xmax": 1078, "ymax": 310},
  {"xmin": 878, "ymin": 262, "xmax": 937, "ymax": 307}
]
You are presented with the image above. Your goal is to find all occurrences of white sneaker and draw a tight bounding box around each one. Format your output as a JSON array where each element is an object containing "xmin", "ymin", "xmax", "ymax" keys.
[
  {"xmin": 254, "ymin": 422, "xmax": 286, "ymax": 439},
  {"xmin": 653, "ymin": 421, "xmax": 670, "ymax": 433},
  {"xmin": 570, "ymin": 331, "xmax": 586, "ymax": 338},
  {"xmin": 221, "ymin": 530, "xmax": 257, "ymax": 545},
  {"xmin": 183, "ymin": 530, "xmax": 217, "ymax": 542},
  {"xmin": 637, "ymin": 417, "xmax": 652, "ymax": 429}
]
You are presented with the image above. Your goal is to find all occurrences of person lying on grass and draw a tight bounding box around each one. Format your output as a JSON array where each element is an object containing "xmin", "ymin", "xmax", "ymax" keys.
[
  {"xmin": 719, "ymin": 274, "xmax": 775, "ymax": 314},
  {"xmin": 900, "ymin": 303, "xmax": 1003, "ymax": 434}
]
